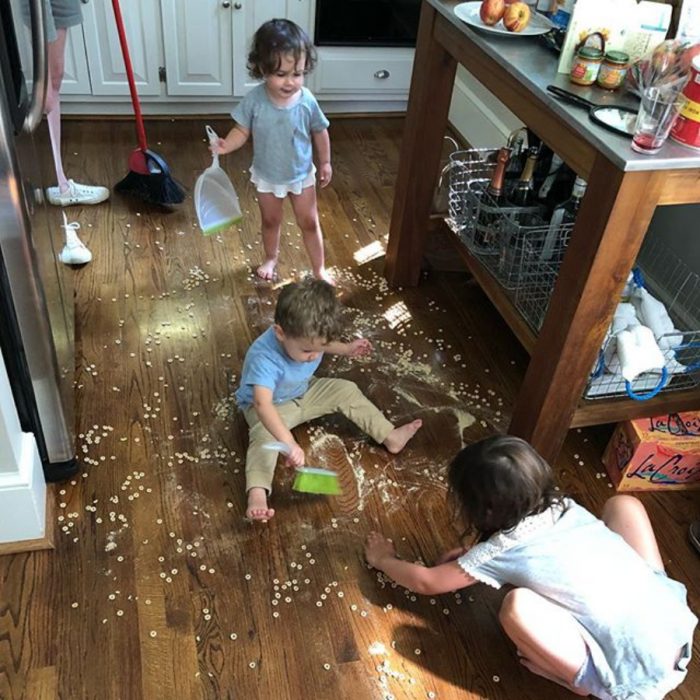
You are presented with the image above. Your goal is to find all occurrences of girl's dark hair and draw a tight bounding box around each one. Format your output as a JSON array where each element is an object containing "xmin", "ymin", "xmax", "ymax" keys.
[
  {"xmin": 448, "ymin": 435, "xmax": 562, "ymax": 540},
  {"xmin": 247, "ymin": 19, "xmax": 317, "ymax": 79},
  {"xmin": 274, "ymin": 279, "xmax": 343, "ymax": 342}
]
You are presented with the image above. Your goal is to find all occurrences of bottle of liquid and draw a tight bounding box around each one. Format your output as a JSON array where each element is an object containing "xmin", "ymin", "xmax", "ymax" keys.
[
  {"xmin": 557, "ymin": 176, "xmax": 587, "ymax": 225},
  {"xmin": 474, "ymin": 146, "xmax": 510, "ymax": 246},
  {"xmin": 507, "ymin": 145, "xmax": 540, "ymax": 207},
  {"xmin": 541, "ymin": 176, "xmax": 587, "ymax": 261}
]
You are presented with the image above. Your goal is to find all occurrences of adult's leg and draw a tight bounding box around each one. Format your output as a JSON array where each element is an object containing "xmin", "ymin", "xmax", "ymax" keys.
[
  {"xmin": 46, "ymin": 28, "xmax": 69, "ymax": 191},
  {"xmin": 499, "ymin": 588, "xmax": 589, "ymax": 695},
  {"xmin": 289, "ymin": 185, "xmax": 331, "ymax": 283},
  {"xmin": 256, "ymin": 192, "xmax": 284, "ymax": 280},
  {"xmin": 601, "ymin": 494, "xmax": 665, "ymax": 571}
]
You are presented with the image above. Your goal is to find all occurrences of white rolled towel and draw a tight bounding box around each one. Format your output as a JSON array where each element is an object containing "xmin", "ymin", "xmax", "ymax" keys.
[
  {"xmin": 601, "ymin": 303, "xmax": 639, "ymax": 371},
  {"xmin": 616, "ymin": 325, "xmax": 666, "ymax": 382},
  {"xmin": 632, "ymin": 287, "xmax": 683, "ymax": 349}
]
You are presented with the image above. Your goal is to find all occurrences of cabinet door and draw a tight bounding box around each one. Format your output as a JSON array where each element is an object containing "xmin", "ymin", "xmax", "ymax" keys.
[
  {"xmin": 60, "ymin": 25, "xmax": 92, "ymax": 95},
  {"xmin": 81, "ymin": 0, "xmax": 163, "ymax": 96},
  {"xmin": 161, "ymin": 0, "xmax": 233, "ymax": 96},
  {"xmin": 232, "ymin": 0, "xmax": 314, "ymax": 96}
]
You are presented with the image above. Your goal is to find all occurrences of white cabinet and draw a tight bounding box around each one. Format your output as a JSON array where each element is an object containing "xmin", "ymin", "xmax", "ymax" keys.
[
  {"xmin": 61, "ymin": 0, "xmax": 411, "ymax": 111},
  {"xmin": 160, "ymin": 0, "xmax": 233, "ymax": 96},
  {"xmin": 60, "ymin": 26, "xmax": 92, "ymax": 95},
  {"xmin": 315, "ymin": 47, "xmax": 414, "ymax": 96},
  {"xmin": 81, "ymin": 0, "xmax": 163, "ymax": 96},
  {"xmin": 232, "ymin": 0, "xmax": 314, "ymax": 96}
]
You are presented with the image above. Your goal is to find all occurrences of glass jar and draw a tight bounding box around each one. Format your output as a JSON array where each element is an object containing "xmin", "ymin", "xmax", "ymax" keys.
[
  {"xmin": 570, "ymin": 46, "xmax": 604, "ymax": 86},
  {"xmin": 596, "ymin": 51, "xmax": 629, "ymax": 90}
]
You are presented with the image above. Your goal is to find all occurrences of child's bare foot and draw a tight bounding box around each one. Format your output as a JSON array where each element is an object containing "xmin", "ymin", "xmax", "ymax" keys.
[
  {"xmin": 383, "ymin": 419, "xmax": 422, "ymax": 454},
  {"xmin": 314, "ymin": 267, "xmax": 335, "ymax": 286},
  {"xmin": 246, "ymin": 487, "xmax": 275, "ymax": 522},
  {"xmin": 256, "ymin": 259, "xmax": 277, "ymax": 281}
]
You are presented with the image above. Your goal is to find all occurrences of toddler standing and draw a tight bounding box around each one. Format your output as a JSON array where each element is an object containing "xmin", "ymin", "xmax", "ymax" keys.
[
  {"xmin": 365, "ymin": 436, "xmax": 697, "ymax": 700},
  {"xmin": 213, "ymin": 19, "xmax": 332, "ymax": 283},
  {"xmin": 235, "ymin": 279, "xmax": 422, "ymax": 521}
]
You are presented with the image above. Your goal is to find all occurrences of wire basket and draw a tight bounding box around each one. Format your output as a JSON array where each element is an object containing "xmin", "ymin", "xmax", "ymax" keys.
[
  {"xmin": 512, "ymin": 224, "xmax": 574, "ymax": 327},
  {"xmin": 446, "ymin": 148, "xmax": 498, "ymax": 237},
  {"xmin": 584, "ymin": 236, "xmax": 700, "ymax": 400},
  {"xmin": 447, "ymin": 148, "xmax": 567, "ymax": 288}
]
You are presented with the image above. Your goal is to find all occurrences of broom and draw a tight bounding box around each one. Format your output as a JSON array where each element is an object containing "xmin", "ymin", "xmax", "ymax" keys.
[
  {"xmin": 262, "ymin": 442, "xmax": 341, "ymax": 495},
  {"xmin": 110, "ymin": 0, "xmax": 185, "ymax": 205}
]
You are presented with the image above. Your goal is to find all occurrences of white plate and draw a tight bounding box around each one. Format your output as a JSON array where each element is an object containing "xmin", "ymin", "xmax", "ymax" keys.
[{"xmin": 454, "ymin": 2, "xmax": 554, "ymax": 37}]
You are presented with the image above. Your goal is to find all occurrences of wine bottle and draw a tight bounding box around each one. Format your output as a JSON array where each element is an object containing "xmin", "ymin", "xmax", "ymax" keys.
[
  {"xmin": 541, "ymin": 176, "xmax": 587, "ymax": 261},
  {"xmin": 507, "ymin": 145, "xmax": 540, "ymax": 207},
  {"xmin": 557, "ymin": 176, "xmax": 588, "ymax": 225},
  {"xmin": 474, "ymin": 146, "xmax": 510, "ymax": 246}
]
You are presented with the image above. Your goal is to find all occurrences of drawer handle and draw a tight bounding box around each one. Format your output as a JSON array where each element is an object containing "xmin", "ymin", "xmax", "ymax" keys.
[{"xmin": 374, "ymin": 70, "xmax": 390, "ymax": 80}]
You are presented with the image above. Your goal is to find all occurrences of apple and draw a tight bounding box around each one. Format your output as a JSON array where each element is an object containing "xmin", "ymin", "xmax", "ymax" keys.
[
  {"xmin": 503, "ymin": 2, "xmax": 531, "ymax": 32},
  {"xmin": 479, "ymin": 0, "xmax": 505, "ymax": 26}
]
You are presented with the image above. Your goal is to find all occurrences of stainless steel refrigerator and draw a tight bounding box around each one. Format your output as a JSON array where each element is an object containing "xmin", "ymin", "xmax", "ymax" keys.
[{"xmin": 0, "ymin": 0, "xmax": 77, "ymax": 481}]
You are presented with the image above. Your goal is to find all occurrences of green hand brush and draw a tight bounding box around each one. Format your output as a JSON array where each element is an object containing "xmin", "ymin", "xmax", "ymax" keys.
[
  {"xmin": 262, "ymin": 442, "xmax": 342, "ymax": 496},
  {"xmin": 292, "ymin": 467, "xmax": 342, "ymax": 496}
]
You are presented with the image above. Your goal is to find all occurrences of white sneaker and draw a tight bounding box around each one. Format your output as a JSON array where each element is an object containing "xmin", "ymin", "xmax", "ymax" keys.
[
  {"xmin": 58, "ymin": 214, "xmax": 92, "ymax": 266},
  {"xmin": 46, "ymin": 179, "xmax": 110, "ymax": 206}
]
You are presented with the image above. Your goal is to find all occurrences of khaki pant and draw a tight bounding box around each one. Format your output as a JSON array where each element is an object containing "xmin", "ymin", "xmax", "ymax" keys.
[{"xmin": 243, "ymin": 377, "xmax": 394, "ymax": 492}]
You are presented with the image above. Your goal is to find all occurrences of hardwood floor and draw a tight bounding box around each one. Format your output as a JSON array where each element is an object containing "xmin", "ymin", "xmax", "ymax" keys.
[{"xmin": 1, "ymin": 116, "xmax": 699, "ymax": 699}]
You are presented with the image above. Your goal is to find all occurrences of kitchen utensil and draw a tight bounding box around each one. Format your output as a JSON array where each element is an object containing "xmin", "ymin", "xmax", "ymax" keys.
[
  {"xmin": 546, "ymin": 85, "xmax": 638, "ymax": 136},
  {"xmin": 110, "ymin": 0, "xmax": 185, "ymax": 205},
  {"xmin": 194, "ymin": 125, "xmax": 243, "ymax": 235},
  {"xmin": 262, "ymin": 442, "xmax": 341, "ymax": 495}
]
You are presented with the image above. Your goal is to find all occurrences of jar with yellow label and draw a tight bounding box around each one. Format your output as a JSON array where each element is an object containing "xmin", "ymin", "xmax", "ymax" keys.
[
  {"xmin": 570, "ymin": 46, "xmax": 604, "ymax": 86},
  {"xmin": 596, "ymin": 51, "xmax": 629, "ymax": 90}
]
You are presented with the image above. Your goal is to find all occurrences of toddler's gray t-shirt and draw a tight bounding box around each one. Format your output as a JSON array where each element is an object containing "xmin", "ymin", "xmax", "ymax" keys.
[
  {"xmin": 232, "ymin": 85, "xmax": 329, "ymax": 186},
  {"xmin": 457, "ymin": 499, "xmax": 697, "ymax": 699}
]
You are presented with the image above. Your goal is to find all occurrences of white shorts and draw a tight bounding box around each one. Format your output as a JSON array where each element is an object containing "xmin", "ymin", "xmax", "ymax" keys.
[{"xmin": 250, "ymin": 166, "xmax": 316, "ymax": 199}]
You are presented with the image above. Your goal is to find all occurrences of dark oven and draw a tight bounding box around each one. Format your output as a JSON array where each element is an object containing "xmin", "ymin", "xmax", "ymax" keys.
[{"xmin": 315, "ymin": 0, "xmax": 421, "ymax": 47}]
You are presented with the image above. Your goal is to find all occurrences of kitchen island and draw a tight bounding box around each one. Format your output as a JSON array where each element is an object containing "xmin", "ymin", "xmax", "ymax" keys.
[{"xmin": 385, "ymin": 0, "xmax": 700, "ymax": 462}]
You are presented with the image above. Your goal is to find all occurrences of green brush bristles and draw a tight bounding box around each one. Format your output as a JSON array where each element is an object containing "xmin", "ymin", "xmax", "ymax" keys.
[
  {"xmin": 201, "ymin": 215, "xmax": 243, "ymax": 236},
  {"xmin": 293, "ymin": 467, "xmax": 341, "ymax": 496}
]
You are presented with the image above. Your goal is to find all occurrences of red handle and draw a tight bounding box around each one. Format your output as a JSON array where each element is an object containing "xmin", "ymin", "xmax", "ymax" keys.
[{"xmin": 111, "ymin": 0, "xmax": 148, "ymax": 151}]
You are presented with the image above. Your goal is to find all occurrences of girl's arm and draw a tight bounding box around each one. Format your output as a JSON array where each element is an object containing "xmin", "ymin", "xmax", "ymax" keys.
[
  {"xmin": 324, "ymin": 338, "xmax": 372, "ymax": 358},
  {"xmin": 252, "ymin": 385, "xmax": 304, "ymax": 467},
  {"xmin": 365, "ymin": 532, "xmax": 476, "ymax": 595},
  {"xmin": 212, "ymin": 124, "xmax": 250, "ymax": 155},
  {"xmin": 312, "ymin": 128, "xmax": 332, "ymax": 187}
]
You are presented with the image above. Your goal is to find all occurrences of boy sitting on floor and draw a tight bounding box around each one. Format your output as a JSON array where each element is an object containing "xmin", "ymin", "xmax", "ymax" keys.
[{"xmin": 235, "ymin": 278, "xmax": 422, "ymax": 521}]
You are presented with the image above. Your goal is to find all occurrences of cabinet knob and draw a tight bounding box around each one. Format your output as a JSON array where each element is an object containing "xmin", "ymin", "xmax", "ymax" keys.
[
  {"xmin": 222, "ymin": 1, "xmax": 232, "ymax": 7},
  {"xmin": 234, "ymin": 2, "xmax": 243, "ymax": 7},
  {"xmin": 374, "ymin": 70, "xmax": 390, "ymax": 80}
]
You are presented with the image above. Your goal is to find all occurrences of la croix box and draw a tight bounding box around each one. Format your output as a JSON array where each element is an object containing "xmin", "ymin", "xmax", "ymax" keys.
[{"xmin": 602, "ymin": 412, "xmax": 700, "ymax": 491}]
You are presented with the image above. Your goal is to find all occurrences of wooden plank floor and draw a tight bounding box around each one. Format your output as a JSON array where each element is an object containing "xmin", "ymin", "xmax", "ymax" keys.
[{"xmin": 1, "ymin": 116, "xmax": 699, "ymax": 699}]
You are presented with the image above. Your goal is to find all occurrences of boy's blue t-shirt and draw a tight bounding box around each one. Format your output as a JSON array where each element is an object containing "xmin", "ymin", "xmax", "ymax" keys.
[
  {"xmin": 235, "ymin": 327, "xmax": 323, "ymax": 409},
  {"xmin": 231, "ymin": 84, "xmax": 330, "ymax": 186}
]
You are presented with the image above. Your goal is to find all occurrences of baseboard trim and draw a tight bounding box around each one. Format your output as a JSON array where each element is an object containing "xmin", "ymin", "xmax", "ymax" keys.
[
  {"xmin": 0, "ymin": 485, "xmax": 54, "ymax": 556},
  {"xmin": 0, "ymin": 433, "xmax": 48, "ymax": 547}
]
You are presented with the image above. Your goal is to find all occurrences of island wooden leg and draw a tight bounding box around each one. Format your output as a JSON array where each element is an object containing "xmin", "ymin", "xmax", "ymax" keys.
[
  {"xmin": 385, "ymin": 2, "xmax": 457, "ymax": 288},
  {"xmin": 509, "ymin": 155, "xmax": 664, "ymax": 463}
]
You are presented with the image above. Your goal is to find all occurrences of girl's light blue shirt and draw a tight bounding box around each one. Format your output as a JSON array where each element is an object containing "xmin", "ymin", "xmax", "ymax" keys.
[
  {"xmin": 458, "ymin": 499, "xmax": 697, "ymax": 700},
  {"xmin": 232, "ymin": 84, "xmax": 329, "ymax": 186}
]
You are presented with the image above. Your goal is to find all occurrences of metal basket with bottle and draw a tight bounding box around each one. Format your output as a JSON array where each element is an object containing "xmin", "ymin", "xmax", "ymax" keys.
[{"xmin": 447, "ymin": 145, "xmax": 573, "ymax": 289}]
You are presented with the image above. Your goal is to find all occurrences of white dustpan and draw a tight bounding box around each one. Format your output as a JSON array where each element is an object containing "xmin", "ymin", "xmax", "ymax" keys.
[{"xmin": 194, "ymin": 125, "xmax": 243, "ymax": 235}]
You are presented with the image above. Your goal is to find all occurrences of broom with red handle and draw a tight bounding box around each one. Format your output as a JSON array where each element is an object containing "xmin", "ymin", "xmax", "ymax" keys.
[{"xmin": 111, "ymin": 0, "xmax": 185, "ymax": 205}]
